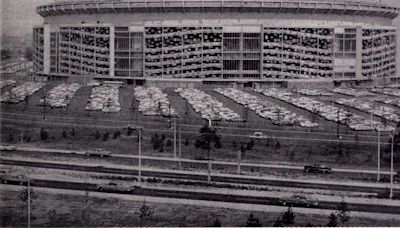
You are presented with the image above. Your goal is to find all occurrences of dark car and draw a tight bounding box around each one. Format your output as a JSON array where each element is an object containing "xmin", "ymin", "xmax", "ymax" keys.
[
  {"xmin": 85, "ymin": 149, "xmax": 112, "ymax": 157},
  {"xmin": 0, "ymin": 174, "xmax": 24, "ymax": 185},
  {"xmin": 395, "ymin": 171, "xmax": 400, "ymax": 183},
  {"xmin": 304, "ymin": 164, "xmax": 332, "ymax": 174},
  {"xmin": 279, "ymin": 194, "xmax": 319, "ymax": 208},
  {"xmin": 96, "ymin": 182, "xmax": 141, "ymax": 193}
]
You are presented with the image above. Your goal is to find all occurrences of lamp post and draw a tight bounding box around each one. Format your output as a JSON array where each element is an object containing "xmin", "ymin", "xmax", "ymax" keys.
[
  {"xmin": 390, "ymin": 130, "xmax": 394, "ymax": 199},
  {"xmin": 128, "ymin": 125, "xmax": 143, "ymax": 182},
  {"xmin": 20, "ymin": 175, "xmax": 31, "ymax": 228},
  {"xmin": 173, "ymin": 117, "xmax": 177, "ymax": 159},
  {"xmin": 377, "ymin": 129, "xmax": 381, "ymax": 182},
  {"xmin": 178, "ymin": 119, "xmax": 182, "ymax": 170}
]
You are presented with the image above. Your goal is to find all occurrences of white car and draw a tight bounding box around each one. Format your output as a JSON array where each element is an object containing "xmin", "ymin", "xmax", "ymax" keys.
[
  {"xmin": 0, "ymin": 144, "xmax": 16, "ymax": 151},
  {"xmin": 249, "ymin": 132, "xmax": 270, "ymax": 139}
]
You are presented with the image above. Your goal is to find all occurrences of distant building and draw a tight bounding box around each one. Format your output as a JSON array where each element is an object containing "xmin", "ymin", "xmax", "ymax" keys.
[{"xmin": 33, "ymin": 0, "xmax": 399, "ymax": 87}]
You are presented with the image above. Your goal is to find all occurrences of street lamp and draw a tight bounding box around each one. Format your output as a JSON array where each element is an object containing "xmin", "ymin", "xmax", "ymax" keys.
[
  {"xmin": 377, "ymin": 129, "xmax": 381, "ymax": 182},
  {"xmin": 19, "ymin": 175, "xmax": 31, "ymax": 228},
  {"xmin": 126, "ymin": 125, "xmax": 143, "ymax": 182},
  {"xmin": 390, "ymin": 129, "xmax": 394, "ymax": 199},
  {"xmin": 178, "ymin": 119, "xmax": 182, "ymax": 170}
]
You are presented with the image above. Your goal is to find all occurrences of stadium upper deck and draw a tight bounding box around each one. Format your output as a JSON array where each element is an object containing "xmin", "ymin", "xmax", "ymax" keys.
[{"xmin": 33, "ymin": 0, "xmax": 399, "ymax": 85}]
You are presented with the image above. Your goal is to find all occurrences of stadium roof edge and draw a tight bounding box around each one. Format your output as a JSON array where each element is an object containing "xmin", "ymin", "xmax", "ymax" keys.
[{"xmin": 37, "ymin": 0, "xmax": 399, "ymax": 19}]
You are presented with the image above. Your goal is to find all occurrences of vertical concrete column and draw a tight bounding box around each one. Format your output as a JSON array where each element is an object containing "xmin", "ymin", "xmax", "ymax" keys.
[
  {"xmin": 356, "ymin": 26, "xmax": 363, "ymax": 79},
  {"xmin": 396, "ymin": 28, "xmax": 400, "ymax": 78},
  {"xmin": 43, "ymin": 26, "xmax": 51, "ymax": 75},
  {"xmin": 109, "ymin": 26, "xmax": 115, "ymax": 77}
]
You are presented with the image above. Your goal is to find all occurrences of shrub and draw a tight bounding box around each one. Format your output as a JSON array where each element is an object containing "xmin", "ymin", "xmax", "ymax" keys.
[
  {"xmin": 8, "ymin": 133, "xmax": 14, "ymax": 142},
  {"xmin": 94, "ymin": 130, "xmax": 101, "ymax": 140},
  {"xmin": 194, "ymin": 139, "xmax": 201, "ymax": 148},
  {"xmin": 103, "ymin": 132, "xmax": 110, "ymax": 141},
  {"xmin": 273, "ymin": 217, "xmax": 283, "ymax": 227},
  {"xmin": 184, "ymin": 138, "xmax": 190, "ymax": 146},
  {"xmin": 40, "ymin": 128, "xmax": 48, "ymax": 141},
  {"xmin": 166, "ymin": 139, "xmax": 172, "ymax": 147},
  {"xmin": 113, "ymin": 131, "xmax": 121, "ymax": 139},
  {"xmin": 282, "ymin": 206, "xmax": 295, "ymax": 224},
  {"xmin": 232, "ymin": 140, "xmax": 238, "ymax": 149},
  {"xmin": 327, "ymin": 213, "xmax": 338, "ymax": 227},
  {"xmin": 212, "ymin": 218, "xmax": 222, "ymax": 227},
  {"xmin": 246, "ymin": 213, "xmax": 262, "ymax": 227},
  {"xmin": 70, "ymin": 128, "xmax": 76, "ymax": 137},
  {"xmin": 246, "ymin": 139, "xmax": 255, "ymax": 150},
  {"xmin": 62, "ymin": 130, "xmax": 67, "ymax": 138}
]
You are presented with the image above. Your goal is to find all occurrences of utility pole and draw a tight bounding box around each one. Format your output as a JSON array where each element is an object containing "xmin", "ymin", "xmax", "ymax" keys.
[
  {"xmin": 390, "ymin": 130, "xmax": 394, "ymax": 199},
  {"xmin": 178, "ymin": 120, "xmax": 182, "ymax": 170},
  {"xmin": 43, "ymin": 86, "xmax": 47, "ymax": 122},
  {"xmin": 377, "ymin": 129, "xmax": 381, "ymax": 182},
  {"xmin": 173, "ymin": 118, "xmax": 177, "ymax": 159},
  {"xmin": 337, "ymin": 109, "xmax": 340, "ymax": 137},
  {"xmin": 28, "ymin": 178, "xmax": 31, "ymax": 228},
  {"xmin": 237, "ymin": 149, "xmax": 241, "ymax": 175},
  {"xmin": 370, "ymin": 112, "xmax": 373, "ymax": 130},
  {"xmin": 207, "ymin": 160, "xmax": 212, "ymax": 185},
  {"xmin": 139, "ymin": 128, "xmax": 142, "ymax": 182}
]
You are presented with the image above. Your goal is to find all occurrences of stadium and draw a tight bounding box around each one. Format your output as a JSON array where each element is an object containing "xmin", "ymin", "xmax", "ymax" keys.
[{"xmin": 33, "ymin": 0, "xmax": 399, "ymax": 88}]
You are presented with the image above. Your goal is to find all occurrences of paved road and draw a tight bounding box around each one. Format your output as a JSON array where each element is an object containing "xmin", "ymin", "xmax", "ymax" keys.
[
  {"xmin": 1, "ymin": 157, "xmax": 398, "ymax": 195},
  {"xmin": 10, "ymin": 146, "xmax": 395, "ymax": 176},
  {"xmin": 1, "ymin": 177, "xmax": 399, "ymax": 215}
]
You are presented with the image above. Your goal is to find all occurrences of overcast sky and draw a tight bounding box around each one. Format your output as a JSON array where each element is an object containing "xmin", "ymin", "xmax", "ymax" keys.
[{"xmin": 0, "ymin": 0, "xmax": 399, "ymax": 37}]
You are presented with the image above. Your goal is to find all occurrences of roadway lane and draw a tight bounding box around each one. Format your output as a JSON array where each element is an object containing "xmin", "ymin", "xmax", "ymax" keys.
[
  {"xmin": 1, "ymin": 157, "xmax": 398, "ymax": 195},
  {"xmin": 5, "ymin": 146, "xmax": 395, "ymax": 180},
  {"xmin": 1, "ymin": 178, "xmax": 399, "ymax": 215}
]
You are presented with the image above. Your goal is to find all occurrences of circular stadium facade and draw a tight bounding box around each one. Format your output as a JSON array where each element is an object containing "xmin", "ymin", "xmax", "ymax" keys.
[{"xmin": 33, "ymin": 0, "xmax": 399, "ymax": 86}]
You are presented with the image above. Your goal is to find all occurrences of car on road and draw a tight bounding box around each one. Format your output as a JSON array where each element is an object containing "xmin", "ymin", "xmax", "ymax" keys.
[
  {"xmin": 249, "ymin": 132, "xmax": 270, "ymax": 140},
  {"xmin": 96, "ymin": 182, "xmax": 141, "ymax": 193},
  {"xmin": 395, "ymin": 171, "xmax": 400, "ymax": 183},
  {"xmin": 304, "ymin": 164, "xmax": 332, "ymax": 174},
  {"xmin": 0, "ymin": 144, "xmax": 16, "ymax": 151},
  {"xmin": 85, "ymin": 149, "xmax": 112, "ymax": 157},
  {"xmin": 0, "ymin": 174, "xmax": 24, "ymax": 185},
  {"xmin": 279, "ymin": 194, "xmax": 319, "ymax": 208}
]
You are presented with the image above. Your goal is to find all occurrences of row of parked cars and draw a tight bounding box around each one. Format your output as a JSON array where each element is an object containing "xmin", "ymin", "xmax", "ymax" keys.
[
  {"xmin": 85, "ymin": 85, "xmax": 121, "ymax": 113},
  {"xmin": 332, "ymin": 88, "xmax": 373, "ymax": 97},
  {"xmin": 374, "ymin": 97, "xmax": 400, "ymax": 109},
  {"xmin": 295, "ymin": 89, "xmax": 333, "ymax": 96},
  {"xmin": 1, "ymin": 82, "xmax": 45, "ymax": 104},
  {"xmin": 40, "ymin": 83, "xmax": 81, "ymax": 108},
  {"xmin": 175, "ymin": 88, "xmax": 242, "ymax": 122},
  {"xmin": 215, "ymin": 88, "xmax": 317, "ymax": 128},
  {"xmin": 258, "ymin": 88, "xmax": 390, "ymax": 131},
  {"xmin": 0, "ymin": 79, "xmax": 16, "ymax": 90},
  {"xmin": 371, "ymin": 87, "xmax": 400, "ymax": 97},
  {"xmin": 134, "ymin": 87, "xmax": 178, "ymax": 117},
  {"xmin": 335, "ymin": 98, "xmax": 399, "ymax": 124}
]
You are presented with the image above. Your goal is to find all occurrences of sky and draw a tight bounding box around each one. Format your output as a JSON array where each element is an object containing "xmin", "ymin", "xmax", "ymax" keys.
[{"xmin": 0, "ymin": 0, "xmax": 399, "ymax": 37}]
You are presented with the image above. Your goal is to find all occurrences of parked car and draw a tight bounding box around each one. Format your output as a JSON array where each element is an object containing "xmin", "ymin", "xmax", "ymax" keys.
[
  {"xmin": 304, "ymin": 164, "xmax": 332, "ymax": 173},
  {"xmin": 96, "ymin": 182, "xmax": 141, "ymax": 193},
  {"xmin": 85, "ymin": 149, "xmax": 112, "ymax": 157},
  {"xmin": 0, "ymin": 144, "xmax": 16, "ymax": 151},
  {"xmin": 279, "ymin": 194, "xmax": 319, "ymax": 207},
  {"xmin": 249, "ymin": 132, "xmax": 270, "ymax": 140}
]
